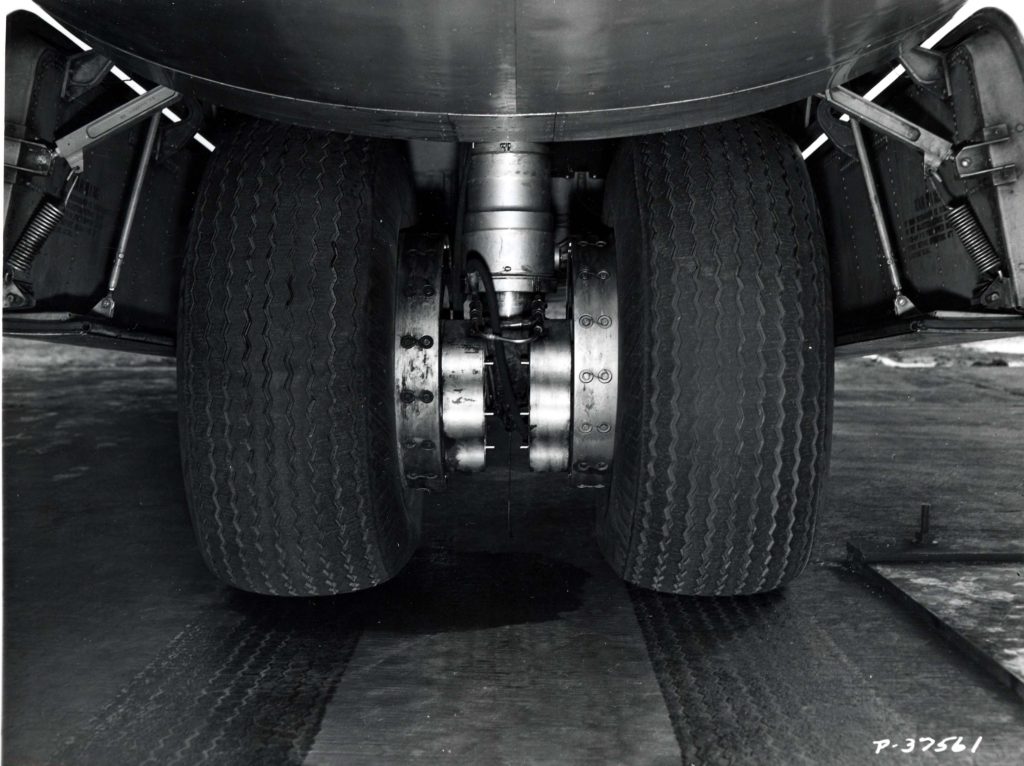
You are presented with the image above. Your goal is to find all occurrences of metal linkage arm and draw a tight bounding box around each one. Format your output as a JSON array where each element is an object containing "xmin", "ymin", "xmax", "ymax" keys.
[
  {"xmin": 825, "ymin": 85, "xmax": 953, "ymax": 171},
  {"xmin": 849, "ymin": 119, "xmax": 916, "ymax": 316},
  {"xmin": 55, "ymin": 85, "xmax": 180, "ymax": 173}
]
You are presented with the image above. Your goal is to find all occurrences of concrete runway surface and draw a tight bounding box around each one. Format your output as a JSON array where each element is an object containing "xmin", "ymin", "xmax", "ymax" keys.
[{"xmin": 3, "ymin": 340, "xmax": 1023, "ymax": 765}]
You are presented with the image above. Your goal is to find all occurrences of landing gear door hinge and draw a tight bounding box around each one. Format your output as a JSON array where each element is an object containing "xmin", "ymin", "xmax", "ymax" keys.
[{"xmin": 954, "ymin": 124, "xmax": 1019, "ymax": 187}]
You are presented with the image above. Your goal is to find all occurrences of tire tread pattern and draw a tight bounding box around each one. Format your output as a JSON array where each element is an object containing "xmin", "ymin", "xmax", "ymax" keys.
[
  {"xmin": 600, "ymin": 119, "xmax": 833, "ymax": 595},
  {"xmin": 179, "ymin": 119, "xmax": 417, "ymax": 596}
]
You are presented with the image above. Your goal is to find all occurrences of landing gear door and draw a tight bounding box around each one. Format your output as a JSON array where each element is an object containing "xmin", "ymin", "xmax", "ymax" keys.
[
  {"xmin": 3, "ymin": 11, "xmax": 207, "ymax": 347},
  {"xmin": 810, "ymin": 9, "xmax": 1024, "ymax": 343},
  {"xmin": 944, "ymin": 9, "xmax": 1024, "ymax": 310}
]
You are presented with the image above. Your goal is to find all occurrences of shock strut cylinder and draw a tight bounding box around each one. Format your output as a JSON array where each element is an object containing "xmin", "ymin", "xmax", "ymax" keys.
[{"xmin": 461, "ymin": 142, "xmax": 555, "ymax": 317}]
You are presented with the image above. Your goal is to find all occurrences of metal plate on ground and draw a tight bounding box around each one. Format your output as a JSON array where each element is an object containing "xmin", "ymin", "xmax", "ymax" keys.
[
  {"xmin": 570, "ymin": 240, "xmax": 618, "ymax": 488},
  {"xmin": 394, "ymin": 233, "xmax": 445, "ymax": 491},
  {"xmin": 529, "ymin": 320, "xmax": 571, "ymax": 471},
  {"xmin": 440, "ymin": 320, "xmax": 487, "ymax": 472},
  {"xmin": 869, "ymin": 562, "xmax": 1024, "ymax": 698}
]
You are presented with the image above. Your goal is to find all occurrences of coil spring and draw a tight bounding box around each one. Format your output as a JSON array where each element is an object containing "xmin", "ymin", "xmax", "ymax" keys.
[
  {"xmin": 948, "ymin": 203, "xmax": 1002, "ymax": 275},
  {"xmin": 5, "ymin": 198, "xmax": 65, "ymax": 276}
]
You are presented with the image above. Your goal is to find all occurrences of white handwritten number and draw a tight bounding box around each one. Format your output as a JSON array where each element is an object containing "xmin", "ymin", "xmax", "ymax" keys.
[{"xmin": 873, "ymin": 735, "xmax": 981, "ymax": 755}]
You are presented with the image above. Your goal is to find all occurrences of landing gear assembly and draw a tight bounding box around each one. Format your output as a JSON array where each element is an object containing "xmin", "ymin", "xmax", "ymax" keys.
[
  {"xmin": 394, "ymin": 145, "xmax": 620, "ymax": 493},
  {"xmin": 174, "ymin": 120, "xmax": 832, "ymax": 598}
]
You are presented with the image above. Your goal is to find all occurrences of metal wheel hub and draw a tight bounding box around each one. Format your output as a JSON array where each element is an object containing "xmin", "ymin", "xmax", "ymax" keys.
[
  {"xmin": 394, "ymin": 233, "xmax": 446, "ymax": 491},
  {"xmin": 569, "ymin": 240, "xmax": 618, "ymax": 488}
]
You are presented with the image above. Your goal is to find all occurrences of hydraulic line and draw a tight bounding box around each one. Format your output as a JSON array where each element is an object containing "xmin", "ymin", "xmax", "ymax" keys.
[{"xmin": 465, "ymin": 253, "xmax": 529, "ymax": 439}]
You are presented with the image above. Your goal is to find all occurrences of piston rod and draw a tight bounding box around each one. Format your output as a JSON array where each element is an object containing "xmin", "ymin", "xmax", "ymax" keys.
[
  {"xmin": 850, "ymin": 118, "xmax": 917, "ymax": 316},
  {"xmin": 92, "ymin": 114, "xmax": 161, "ymax": 318}
]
